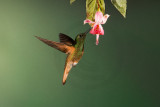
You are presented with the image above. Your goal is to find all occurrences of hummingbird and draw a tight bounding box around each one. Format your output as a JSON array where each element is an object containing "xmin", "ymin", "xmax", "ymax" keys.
[{"xmin": 35, "ymin": 29, "xmax": 90, "ymax": 85}]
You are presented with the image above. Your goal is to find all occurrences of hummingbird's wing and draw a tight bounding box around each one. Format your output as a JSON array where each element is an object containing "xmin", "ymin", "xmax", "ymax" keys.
[
  {"xmin": 35, "ymin": 36, "xmax": 70, "ymax": 53},
  {"xmin": 62, "ymin": 55, "xmax": 73, "ymax": 85},
  {"xmin": 59, "ymin": 33, "xmax": 75, "ymax": 46}
]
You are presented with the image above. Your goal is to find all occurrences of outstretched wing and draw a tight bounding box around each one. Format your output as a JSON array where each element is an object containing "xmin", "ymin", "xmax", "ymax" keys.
[
  {"xmin": 35, "ymin": 36, "xmax": 70, "ymax": 54},
  {"xmin": 59, "ymin": 33, "xmax": 75, "ymax": 46},
  {"xmin": 62, "ymin": 55, "xmax": 73, "ymax": 85}
]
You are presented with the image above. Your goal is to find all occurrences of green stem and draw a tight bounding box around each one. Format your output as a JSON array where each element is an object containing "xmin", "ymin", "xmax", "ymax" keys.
[{"xmin": 97, "ymin": 0, "xmax": 100, "ymax": 9}]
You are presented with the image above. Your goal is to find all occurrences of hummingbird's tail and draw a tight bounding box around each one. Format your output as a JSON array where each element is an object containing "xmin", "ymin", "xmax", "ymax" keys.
[
  {"xmin": 62, "ymin": 60, "xmax": 73, "ymax": 85},
  {"xmin": 35, "ymin": 36, "xmax": 70, "ymax": 54}
]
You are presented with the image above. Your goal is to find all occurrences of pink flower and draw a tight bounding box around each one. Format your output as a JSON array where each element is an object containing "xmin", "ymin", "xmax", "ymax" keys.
[{"xmin": 84, "ymin": 11, "xmax": 110, "ymax": 45}]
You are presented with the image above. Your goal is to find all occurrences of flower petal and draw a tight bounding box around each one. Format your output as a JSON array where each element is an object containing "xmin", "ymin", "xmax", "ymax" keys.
[
  {"xmin": 95, "ymin": 11, "xmax": 103, "ymax": 23},
  {"xmin": 96, "ymin": 34, "xmax": 99, "ymax": 45},
  {"xmin": 99, "ymin": 24, "xmax": 104, "ymax": 35},
  {"xmin": 90, "ymin": 28, "xmax": 96, "ymax": 35},
  {"xmin": 101, "ymin": 14, "xmax": 110, "ymax": 24},
  {"xmin": 90, "ymin": 24, "xmax": 104, "ymax": 35},
  {"xmin": 90, "ymin": 24, "xmax": 98, "ymax": 35},
  {"xmin": 84, "ymin": 19, "xmax": 94, "ymax": 24}
]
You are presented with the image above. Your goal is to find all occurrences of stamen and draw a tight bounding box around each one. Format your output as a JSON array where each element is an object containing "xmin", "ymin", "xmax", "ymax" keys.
[{"xmin": 96, "ymin": 34, "xmax": 99, "ymax": 45}]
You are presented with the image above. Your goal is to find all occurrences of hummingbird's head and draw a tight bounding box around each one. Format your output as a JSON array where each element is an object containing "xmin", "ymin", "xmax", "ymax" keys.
[{"xmin": 75, "ymin": 29, "xmax": 90, "ymax": 43}]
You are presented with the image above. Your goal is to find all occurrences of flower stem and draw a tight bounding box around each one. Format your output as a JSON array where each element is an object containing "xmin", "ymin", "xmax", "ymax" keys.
[{"xmin": 97, "ymin": 0, "xmax": 100, "ymax": 9}]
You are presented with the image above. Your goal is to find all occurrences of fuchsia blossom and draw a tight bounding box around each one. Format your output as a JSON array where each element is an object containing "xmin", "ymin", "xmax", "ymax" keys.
[{"xmin": 84, "ymin": 11, "xmax": 110, "ymax": 45}]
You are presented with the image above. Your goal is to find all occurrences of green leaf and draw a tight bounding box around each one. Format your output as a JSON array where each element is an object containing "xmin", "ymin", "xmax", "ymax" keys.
[
  {"xmin": 111, "ymin": 0, "xmax": 127, "ymax": 18},
  {"xmin": 70, "ymin": 0, "xmax": 76, "ymax": 4},
  {"xmin": 86, "ymin": 0, "xmax": 105, "ymax": 21}
]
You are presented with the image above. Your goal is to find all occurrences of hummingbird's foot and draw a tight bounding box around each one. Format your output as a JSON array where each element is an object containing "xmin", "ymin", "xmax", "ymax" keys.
[{"xmin": 73, "ymin": 62, "xmax": 78, "ymax": 67}]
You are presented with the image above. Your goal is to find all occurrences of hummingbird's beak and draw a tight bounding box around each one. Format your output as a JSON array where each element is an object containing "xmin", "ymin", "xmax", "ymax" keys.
[
  {"xmin": 81, "ymin": 28, "xmax": 91, "ymax": 39},
  {"xmin": 84, "ymin": 28, "xmax": 91, "ymax": 35}
]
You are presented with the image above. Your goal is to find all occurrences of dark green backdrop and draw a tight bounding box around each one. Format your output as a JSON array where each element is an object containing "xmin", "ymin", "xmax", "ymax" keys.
[{"xmin": 0, "ymin": 0, "xmax": 160, "ymax": 107}]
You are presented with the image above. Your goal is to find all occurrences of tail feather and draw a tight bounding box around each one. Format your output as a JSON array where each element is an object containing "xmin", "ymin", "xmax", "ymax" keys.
[{"xmin": 62, "ymin": 58, "xmax": 73, "ymax": 85}]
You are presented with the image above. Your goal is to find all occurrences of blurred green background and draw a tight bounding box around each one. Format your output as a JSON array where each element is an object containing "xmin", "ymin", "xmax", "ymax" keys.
[{"xmin": 0, "ymin": 0, "xmax": 160, "ymax": 107}]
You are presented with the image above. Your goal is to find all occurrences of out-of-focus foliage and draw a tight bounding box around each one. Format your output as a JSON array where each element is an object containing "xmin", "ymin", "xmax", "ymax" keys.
[
  {"xmin": 111, "ymin": 0, "xmax": 127, "ymax": 18},
  {"xmin": 86, "ymin": 0, "xmax": 105, "ymax": 21},
  {"xmin": 70, "ymin": 0, "xmax": 76, "ymax": 4}
]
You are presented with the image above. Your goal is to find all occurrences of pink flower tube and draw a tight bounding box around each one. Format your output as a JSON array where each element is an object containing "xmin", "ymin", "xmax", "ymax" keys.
[{"xmin": 84, "ymin": 11, "xmax": 110, "ymax": 45}]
